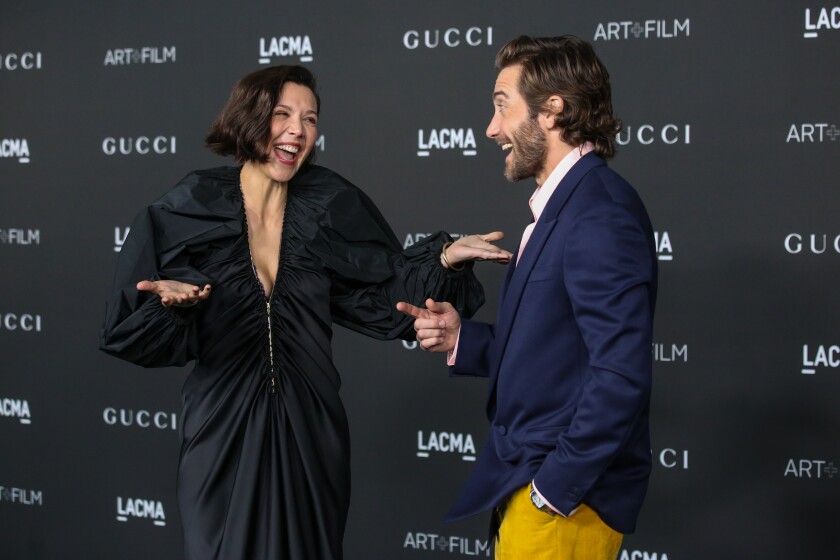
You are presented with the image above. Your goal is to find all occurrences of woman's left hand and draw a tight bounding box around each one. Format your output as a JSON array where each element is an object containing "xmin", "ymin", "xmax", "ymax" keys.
[
  {"xmin": 444, "ymin": 231, "xmax": 512, "ymax": 266},
  {"xmin": 137, "ymin": 279, "xmax": 212, "ymax": 308}
]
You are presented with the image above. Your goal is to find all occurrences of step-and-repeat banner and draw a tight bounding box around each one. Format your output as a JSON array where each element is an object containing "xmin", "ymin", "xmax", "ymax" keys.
[{"xmin": 2, "ymin": 1, "xmax": 838, "ymax": 558}]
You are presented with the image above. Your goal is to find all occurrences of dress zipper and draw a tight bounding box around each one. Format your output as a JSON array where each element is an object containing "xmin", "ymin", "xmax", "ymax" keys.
[
  {"xmin": 244, "ymin": 221, "xmax": 280, "ymax": 396},
  {"xmin": 241, "ymin": 183, "xmax": 283, "ymax": 396},
  {"xmin": 266, "ymin": 297, "xmax": 278, "ymax": 394}
]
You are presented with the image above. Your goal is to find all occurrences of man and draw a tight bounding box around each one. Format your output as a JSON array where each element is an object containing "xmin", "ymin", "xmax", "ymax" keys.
[{"xmin": 398, "ymin": 35, "xmax": 657, "ymax": 559}]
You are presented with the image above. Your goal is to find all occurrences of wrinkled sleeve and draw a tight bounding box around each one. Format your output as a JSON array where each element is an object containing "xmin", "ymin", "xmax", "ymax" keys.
[
  {"xmin": 312, "ymin": 186, "xmax": 485, "ymax": 341},
  {"xmin": 99, "ymin": 205, "xmax": 213, "ymax": 368}
]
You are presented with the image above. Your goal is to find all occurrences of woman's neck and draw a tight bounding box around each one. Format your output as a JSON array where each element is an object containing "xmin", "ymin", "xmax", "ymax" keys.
[{"xmin": 240, "ymin": 162, "xmax": 287, "ymax": 222}]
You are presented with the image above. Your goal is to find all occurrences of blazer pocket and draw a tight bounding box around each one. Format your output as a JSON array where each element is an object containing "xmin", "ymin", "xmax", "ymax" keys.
[
  {"xmin": 521, "ymin": 425, "xmax": 569, "ymax": 458},
  {"xmin": 525, "ymin": 425, "xmax": 569, "ymax": 441},
  {"xmin": 526, "ymin": 265, "xmax": 561, "ymax": 284}
]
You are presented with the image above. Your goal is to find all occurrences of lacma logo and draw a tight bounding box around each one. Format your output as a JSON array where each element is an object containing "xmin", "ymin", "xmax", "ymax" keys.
[
  {"xmin": 417, "ymin": 128, "xmax": 477, "ymax": 157},
  {"xmin": 258, "ymin": 35, "xmax": 313, "ymax": 64},
  {"xmin": 654, "ymin": 231, "xmax": 672, "ymax": 261},
  {"xmin": 114, "ymin": 227, "xmax": 130, "ymax": 252},
  {"xmin": 104, "ymin": 47, "xmax": 176, "ymax": 65},
  {"xmin": 801, "ymin": 344, "xmax": 839, "ymax": 374},
  {"xmin": 594, "ymin": 18, "xmax": 689, "ymax": 41},
  {"xmin": 619, "ymin": 552, "xmax": 671, "ymax": 560},
  {"xmin": 116, "ymin": 497, "xmax": 167, "ymax": 526},
  {"xmin": 784, "ymin": 458, "xmax": 838, "ymax": 479},
  {"xmin": 0, "ymin": 138, "xmax": 31, "ymax": 163},
  {"xmin": 0, "ymin": 398, "xmax": 32, "ymax": 425},
  {"xmin": 803, "ymin": 7, "xmax": 840, "ymax": 38},
  {"xmin": 786, "ymin": 123, "xmax": 840, "ymax": 142},
  {"xmin": 417, "ymin": 430, "xmax": 476, "ymax": 461}
]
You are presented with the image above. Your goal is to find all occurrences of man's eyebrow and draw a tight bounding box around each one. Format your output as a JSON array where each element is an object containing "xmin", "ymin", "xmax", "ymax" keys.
[{"xmin": 493, "ymin": 91, "xmax": 509, "ymax": 100}]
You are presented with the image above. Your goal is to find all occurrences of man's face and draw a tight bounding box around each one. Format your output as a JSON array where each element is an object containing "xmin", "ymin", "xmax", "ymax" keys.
[{"xmin": 486, "ymin": 65, "xmax": 547, "ymax": 183}]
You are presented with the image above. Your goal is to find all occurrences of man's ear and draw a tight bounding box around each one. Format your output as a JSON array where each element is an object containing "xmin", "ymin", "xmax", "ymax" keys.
[{"xmin": 540, "ymin": 95, "xmax": 564, "ymax": 129}]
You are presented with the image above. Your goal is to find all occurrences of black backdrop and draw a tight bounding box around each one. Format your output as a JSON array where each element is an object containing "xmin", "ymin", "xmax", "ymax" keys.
[{"xmin": 2, "ymin": 1, "xmax": 839, "ymax": 558}]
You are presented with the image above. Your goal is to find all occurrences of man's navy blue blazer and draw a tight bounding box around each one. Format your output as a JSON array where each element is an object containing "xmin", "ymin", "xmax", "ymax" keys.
[{"xmin": 446, "ymin": 152, "xmax": 658, "ymax": 535}]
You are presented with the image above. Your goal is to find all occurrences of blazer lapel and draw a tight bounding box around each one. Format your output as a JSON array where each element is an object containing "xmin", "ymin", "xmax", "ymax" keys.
[
  {"xmin": 499, "ymin": 246, "xmax": 519, "ymax": 305},
  {"xmin": 487, "ymin": 154, "xmax": 606, "ymax": 402}
]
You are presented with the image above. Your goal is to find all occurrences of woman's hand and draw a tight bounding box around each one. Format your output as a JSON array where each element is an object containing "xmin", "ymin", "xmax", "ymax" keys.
[
  {"xmin": 443, "ymin": 231, "xmax": 512, "ymax": 268},
  {"xmin": 137, "ymin": 280, "xmax": 212, "ymax": 308}
]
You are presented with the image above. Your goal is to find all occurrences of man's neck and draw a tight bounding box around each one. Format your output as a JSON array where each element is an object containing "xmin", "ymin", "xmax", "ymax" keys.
[{"xmin": 535, "ymin": 141, "xmax": 577, "ymax": 186}]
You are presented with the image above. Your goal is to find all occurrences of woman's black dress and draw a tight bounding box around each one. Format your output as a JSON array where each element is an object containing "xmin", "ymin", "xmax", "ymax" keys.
[{"xmin": 100, "ymin": 165, "xmax": 483, "ymax": 560}]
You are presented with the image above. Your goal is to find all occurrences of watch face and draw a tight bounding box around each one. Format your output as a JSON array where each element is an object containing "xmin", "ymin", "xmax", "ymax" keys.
[{"xmin": 530, "ymin": 489, "xmax": 544, "ymax": 508}]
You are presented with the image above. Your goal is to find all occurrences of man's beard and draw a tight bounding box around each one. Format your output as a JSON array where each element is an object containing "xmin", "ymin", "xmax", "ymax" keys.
[{"xmin": 504, "ymin": 116, "xmax": 546, "ymax": 182}]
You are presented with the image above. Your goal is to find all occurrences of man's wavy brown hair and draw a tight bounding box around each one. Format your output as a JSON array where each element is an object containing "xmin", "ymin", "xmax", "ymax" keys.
[{"xmin": 495, "ymin": 35, "xmax": 620, "ymax": 159}]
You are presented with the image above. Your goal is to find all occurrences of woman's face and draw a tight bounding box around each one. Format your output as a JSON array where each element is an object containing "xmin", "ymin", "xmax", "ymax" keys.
[{"xmin": 257, "ymin": 81, "xmax": 319, "ymax": 185}]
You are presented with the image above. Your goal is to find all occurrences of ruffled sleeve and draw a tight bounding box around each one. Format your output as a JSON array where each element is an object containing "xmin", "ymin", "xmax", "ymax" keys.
[
  {"xmin": 302, "ymin": 167, "xmax": 485, "ymax": 341},
  {"xmin": 99, "ymin": 168, "xmax": 241, "ymax": 367}
]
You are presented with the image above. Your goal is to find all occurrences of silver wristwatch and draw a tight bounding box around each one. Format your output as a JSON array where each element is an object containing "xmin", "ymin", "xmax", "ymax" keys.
[{"xmin": 529, "ymin": 483, "xmax": 556, "ymax": 516}]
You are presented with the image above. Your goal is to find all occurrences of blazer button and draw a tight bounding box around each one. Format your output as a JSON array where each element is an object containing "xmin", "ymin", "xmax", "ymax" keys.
[{"xmin": 497, "ymin": 425, "xmax": 507, "ymax": 435}]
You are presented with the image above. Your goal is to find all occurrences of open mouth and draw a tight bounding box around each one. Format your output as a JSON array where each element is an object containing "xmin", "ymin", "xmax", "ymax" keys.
[
  {"xmin": 274, "ymin": 143, "xmax": 300, "ymax": 165},
  {"xmin": 501, "ymin": 142, "xmax": 513, "ymax": 161}
]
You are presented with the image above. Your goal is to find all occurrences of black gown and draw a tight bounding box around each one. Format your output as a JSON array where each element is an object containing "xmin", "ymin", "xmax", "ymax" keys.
[{"xmin": 100, "ymin": 165, "xmax": 484, "ymax": 560}]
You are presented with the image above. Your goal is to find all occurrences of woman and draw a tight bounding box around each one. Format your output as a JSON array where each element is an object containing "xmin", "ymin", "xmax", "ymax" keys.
[{"xmin": 100, "ymin": 65, "xmax": 510, "ymax": 560}]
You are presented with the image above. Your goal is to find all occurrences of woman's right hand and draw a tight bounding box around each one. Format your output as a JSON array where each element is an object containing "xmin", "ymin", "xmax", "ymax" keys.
[
  {"xmin": 137, "ymin": 280, "xmax": 212, "ymax": 308},
  {"xmin": 444, "ymin": 231, "xmax": 512, "ymax": 267}
]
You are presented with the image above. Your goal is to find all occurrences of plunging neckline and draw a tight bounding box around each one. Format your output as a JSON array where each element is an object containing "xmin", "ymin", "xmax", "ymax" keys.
[{"xmin": 240, "ymin": 188, "xmax": 289, "ymax": 301}]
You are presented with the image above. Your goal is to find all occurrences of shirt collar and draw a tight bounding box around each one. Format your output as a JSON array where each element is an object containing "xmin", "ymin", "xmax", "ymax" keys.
[{"xmin": 528, "ymin": 142, "xmax": 594, "ymax": 223}]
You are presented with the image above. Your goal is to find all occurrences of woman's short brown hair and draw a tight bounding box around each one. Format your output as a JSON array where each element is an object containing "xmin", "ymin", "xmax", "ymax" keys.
[
  {"xmin": 205, "ymin": 65, "xmax": 320, "ymax": 164},
  {"xmin": 495, "ymin": 35, "xmax": 621, "ymax": 159}
]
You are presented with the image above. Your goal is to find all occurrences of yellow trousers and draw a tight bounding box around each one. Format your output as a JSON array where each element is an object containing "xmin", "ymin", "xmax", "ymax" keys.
[{"xmin": 495, "ymin": 485, "xmax": 623, "ymax": 560}]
